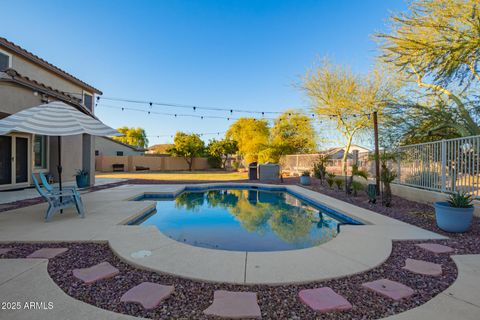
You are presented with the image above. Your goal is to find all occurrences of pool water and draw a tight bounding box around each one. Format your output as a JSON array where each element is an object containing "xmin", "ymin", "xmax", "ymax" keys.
[{"xmin": 136, "ymin": 188, "xmax": 358, "ymax": 252}]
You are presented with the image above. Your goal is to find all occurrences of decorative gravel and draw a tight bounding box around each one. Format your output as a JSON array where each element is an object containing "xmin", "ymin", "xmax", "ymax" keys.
[
  {"xmin": 1, "ymin": 238, "xmax": 475, "ymax": 320},
  {"xmin": 304, "ymin": 177, "xmax": 480, "ymax": 239}
]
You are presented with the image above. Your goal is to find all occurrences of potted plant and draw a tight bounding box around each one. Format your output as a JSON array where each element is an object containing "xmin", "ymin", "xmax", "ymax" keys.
[
  {"xmin": 300, "ymin": 171, "xmax": 311, "ymax": 185},
  {"xmin": 74, "ymin": 169, "xmax": 89, "ymax": 188},
  {"xmin": 434, "ymin": 192, "xmax": 474, "ymax": 233}
]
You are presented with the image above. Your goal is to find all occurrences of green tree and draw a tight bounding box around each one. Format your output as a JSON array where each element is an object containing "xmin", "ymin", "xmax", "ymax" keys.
[
  {"xmin": 113, "ymin": 127, "xmax": 148, "ymax": 148},
  {"xmin": 377, "ymin": 0, "xmax": 480, "ymax": 138},
  {"xmin": 226, "ymin": 118, "xmax": 270, "ymax": 164},
  {"xmin": 303, "ymin": 60, "xmax": 397, "ymax": 177},
  {"xmin": 271, "ymin": 110, "xmax": 317, "ymax": 154},
  {"xmin": 206, "ymin": 138, "xmax": 238, "ymax": 169},
  {"xmin": 167, "ymin": 132, "xmax": 205, "ymax": 171}
]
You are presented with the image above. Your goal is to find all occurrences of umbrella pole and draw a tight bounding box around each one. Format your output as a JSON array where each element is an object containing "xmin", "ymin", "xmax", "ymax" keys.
[{"xmin": 57, "ymin": 136, "xmax": 63, "ymax": 212}]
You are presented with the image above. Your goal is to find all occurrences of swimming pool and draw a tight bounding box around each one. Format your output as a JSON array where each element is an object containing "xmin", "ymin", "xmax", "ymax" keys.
[{"xmin": 132, "ymin": 187, "xmax": 361, "ymax": 252}]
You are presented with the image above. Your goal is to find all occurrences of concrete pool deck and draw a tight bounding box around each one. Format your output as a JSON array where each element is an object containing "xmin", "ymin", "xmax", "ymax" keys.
[{"xmin": 0, "ymin": 183, "xmax": 447, "ymax": 284}]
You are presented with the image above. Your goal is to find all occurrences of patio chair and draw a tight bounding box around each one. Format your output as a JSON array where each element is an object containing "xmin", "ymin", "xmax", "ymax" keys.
[
  {"xmin": 39, "ymin": 172, "xmax": 79, "ymax": 195},
  {"xmin": 32, "ymin": 174, "xmax": 85, "ymax": 222}
]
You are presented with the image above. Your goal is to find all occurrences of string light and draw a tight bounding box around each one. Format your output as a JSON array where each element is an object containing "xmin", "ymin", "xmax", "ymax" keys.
[
  {"xmin": 98, "ymin": 96, "xmax": 290, "ymax": 115},
  {"xmin": 96, "ymin": 99, "xmax": 373, "ymax": 120},
  {"xmin": 146, "ymin": 131, "xmax": 227, "ymax": 138},
  {"xmin": 97, "ymin": 103, "xmax": 276, "ymax": 121}
]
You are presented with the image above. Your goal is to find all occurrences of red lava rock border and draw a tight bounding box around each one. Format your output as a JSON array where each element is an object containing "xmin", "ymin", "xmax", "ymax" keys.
[{"xmin": 1, "ymin": 237, "xmax": 474, "ymax": 320}]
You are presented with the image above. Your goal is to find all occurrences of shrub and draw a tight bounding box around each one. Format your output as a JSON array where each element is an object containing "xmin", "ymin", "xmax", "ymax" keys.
[
  {"xmin": 326, "ymin": 172, "xmax": 336, "ymax": 188},
  {"xmin": 347, "ymin": 164, "xmax": 368, "ymax": 195},
  {"xmin": 351, "ymin": 181, "xmax": 364, "ymax": 197},
  {"xmin": 232, "ymin": 161, "xmax": 240, "ymax": 171},
  {"xmin": 381, "ymin": 163, "xmax": 397, "ymax": 207},
  {"xmin": 302, "ymin": 170, "xmax": 311, "ymax": 177},
  {"xmin": 313, "ymin": 155, "xmax": 329, "ymax": 184},
  {"xmin": 334, "ymin": 178, "xmax": 344, "ymax": 190},
  {"xmin": 207, "ymin": 155, "xmax": 222, "ymax": 169}
]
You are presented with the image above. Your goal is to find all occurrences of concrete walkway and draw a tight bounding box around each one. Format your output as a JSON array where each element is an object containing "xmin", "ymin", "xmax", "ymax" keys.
[
  {"xmin": 0, "ymin": 259, "xmax": 143, "ymax": 320},
  {"xmin": 383, "ymin": 255, "xmax": 480, "ymax": 320}
]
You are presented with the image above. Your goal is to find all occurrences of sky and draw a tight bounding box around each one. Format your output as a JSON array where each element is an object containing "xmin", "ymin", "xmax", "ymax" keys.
[{"xmin": 1, "ymin": 0, "xmax": 407, "ymax": 147}]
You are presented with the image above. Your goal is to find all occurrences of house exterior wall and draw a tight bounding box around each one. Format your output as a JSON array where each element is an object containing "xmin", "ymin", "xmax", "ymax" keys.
[
  {"xmin": 0, "ymin": 47, "xmax": 99, "ymax": 189},
  {"xmin": 10, "ymin": 54, "xmax": 92, "ymax": 102},
  {"xmin": 95, "ymin": 137, "xmax": 145, "ymax": 156}
]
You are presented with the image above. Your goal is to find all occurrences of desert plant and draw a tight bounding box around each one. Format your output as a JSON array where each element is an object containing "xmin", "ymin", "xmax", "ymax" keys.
[
  {"xmin": 346, "ymin": 164, "xmax": 368, "ymax": 195},
  {"xmin": 326, "ymin": 172, "xmax": 336, "ymax": 189},
  {"xmin": 232, "ymin": 161, "xmax": 240, "ymax": 171},
  {"xmin": 313, "ymin": 155, "xmax": 329, "ymax": 184},
  {"xmin": 447, "ymin": 192, "xmax": 473, "ymax": 208},
  {"xmin": 351, "ymin": 181, "xmax": 364, "ymax": 197},
  {"xmin": 380, "ymin": 163, "xmax": 397, "ymax": 207},
  {"xmin": 334, "ymin": 178, "xmax": 344, "ymax": 190},
  {"xmin": 302, "ymin": 170, "xmax": 311, "ymax": 177},
  {"xmin": 74, "ymin": 169, "xmax": 88, "ymax": 177}
]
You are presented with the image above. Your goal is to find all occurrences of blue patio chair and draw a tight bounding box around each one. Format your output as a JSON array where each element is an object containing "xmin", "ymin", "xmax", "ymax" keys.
[
  {"xmin": 39, "ymin": 172, "xmax": 79, "ymax": 196},
  {"xmin": 32, "ymin": 174, "xmax": 85, "ymax": 222}
]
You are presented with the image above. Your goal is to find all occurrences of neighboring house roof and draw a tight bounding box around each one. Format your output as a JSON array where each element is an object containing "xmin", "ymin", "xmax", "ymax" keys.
[
  {"xmin": 0, "ymin": 68, "xmax": 94, "ymax": 117},
  {"xmin": 319, "ymin": 144, "xmax": 370, "ymax": 159},
  {"xmin": 100, "ymin": 136, "xmax": 147, "ymax": 152},
  {"xmin": 0, "ymin": 37, "xmax": 102, "ymax": 94}
]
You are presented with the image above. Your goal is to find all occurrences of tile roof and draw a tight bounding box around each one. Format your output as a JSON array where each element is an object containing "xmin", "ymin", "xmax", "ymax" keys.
[
  {"xmin": 0, "ymin": 37, "xmax": 102, "ymax": 94},
  {"xmin": 1, "ymin": 68, "xmax": 94, "ymax": 117}
]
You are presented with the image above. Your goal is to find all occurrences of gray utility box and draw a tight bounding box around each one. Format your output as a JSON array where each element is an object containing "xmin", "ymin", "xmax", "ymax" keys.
[
  {"xmin": 258, "ymin": 163, "xmax": 280, "ymax": 181},
  {"xmin": 248, "ymin": 162, "xmax": 258, "ymax": 180}
]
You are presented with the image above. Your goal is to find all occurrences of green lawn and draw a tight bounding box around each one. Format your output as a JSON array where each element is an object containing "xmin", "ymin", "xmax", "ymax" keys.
[{"xmin": 96, "ymin": 170, "xmax": 248, "ymax": 181}]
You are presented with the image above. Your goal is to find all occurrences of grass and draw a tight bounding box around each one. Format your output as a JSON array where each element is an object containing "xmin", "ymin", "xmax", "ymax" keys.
[{"xmin": 96, "ymin": 170, "xmax": 248, "ymax": 181}]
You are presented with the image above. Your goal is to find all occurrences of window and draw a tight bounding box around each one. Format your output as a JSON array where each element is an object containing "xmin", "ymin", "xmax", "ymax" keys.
[
  {"xmin": 0, "ymin": 51, "xmax": 11, "ymax": 71},
  {"xmin": 116, "ymin": 151, "xmax": 124, "ymax": 156},
  {"xmin": 34, "ymin": 135, "xmax": 47, "ymax": 169},
  {"xmin": 95, "ymin": 150, "xmax": 99, "ymax": 156},
  {"xmin": 83, "ymin": 92, "xmax": 93, "ymax": 110}
]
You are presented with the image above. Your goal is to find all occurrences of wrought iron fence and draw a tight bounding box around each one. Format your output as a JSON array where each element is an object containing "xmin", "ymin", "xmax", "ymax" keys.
[
  {"xmin": 279, "ymin": 135, "xmax": 480, "ymax": 199},
  {"xmin": 395, "ymin": 135, "xmax": 480, "ymax": 199}
]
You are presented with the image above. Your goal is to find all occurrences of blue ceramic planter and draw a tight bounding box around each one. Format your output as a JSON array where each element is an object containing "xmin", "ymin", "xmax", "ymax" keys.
[
  {"xmin": 434, "ymin": 201, "xmax": 474, "ymax": 233},
  {"xmin": 300, "ymin": 176, "xmax": 311, "ymax": 185},
  {"xmin": 75, "ymin": 175, "xmax": 89, "ymax": 188}
]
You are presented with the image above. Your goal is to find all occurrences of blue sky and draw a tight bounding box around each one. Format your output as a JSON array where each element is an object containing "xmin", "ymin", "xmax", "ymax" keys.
[{"xmin": 1, "ymin": 0, "xmax": 406, "ymax": 147}]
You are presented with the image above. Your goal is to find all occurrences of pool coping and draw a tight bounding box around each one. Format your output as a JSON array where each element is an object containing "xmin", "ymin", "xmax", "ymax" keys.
[
  {"xmin": 0, "ymin": 183, "xmax": 448, "ymax": 284},
  {"xmin": 107, "ymin": 183, "xmax": 447, "ymax": 284}
]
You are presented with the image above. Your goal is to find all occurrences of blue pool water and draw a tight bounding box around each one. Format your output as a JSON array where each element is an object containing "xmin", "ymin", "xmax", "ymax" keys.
[{"xmin": 134, "ymin": 188, "xmax": 361, "ymax": 252}]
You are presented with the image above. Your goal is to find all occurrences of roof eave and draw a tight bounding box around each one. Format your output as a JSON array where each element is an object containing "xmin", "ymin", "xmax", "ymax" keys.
[{"xmin": 0, "ymin": 37, "xmax": 102, "ymax": 95}]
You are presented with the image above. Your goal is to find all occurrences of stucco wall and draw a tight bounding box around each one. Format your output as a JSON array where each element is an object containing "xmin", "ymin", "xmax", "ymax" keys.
[
  {"xmin": 49, "ymin": 136, "xmax": 83, "ymax": 183},
  {"xmin": 11, "ymin": 55, "xmax": 89, "ymax": 97},
  {"xmin": 95, "ymin": 137, "xmax": 144, "ymax": 156},
  {"xmin": 95, "ymin": 155, "xmax": 210, "ymax": 172},
  {"xmin": 0, "ymin": 83, "xmax": 43, "ymax": 114}
]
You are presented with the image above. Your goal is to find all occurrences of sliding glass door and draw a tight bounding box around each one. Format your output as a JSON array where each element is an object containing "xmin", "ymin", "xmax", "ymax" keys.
[
  {"xmin": 0, "ymin": 135, "xmax": 30, "ymax": 189},
  {"xmin": 0, "ymin": 136, "xmax": 12, "ymax": 185}
]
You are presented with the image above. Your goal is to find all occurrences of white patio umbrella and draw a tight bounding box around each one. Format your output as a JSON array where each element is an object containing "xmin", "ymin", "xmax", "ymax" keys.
[{"xmin": 0, "ymin": 101, "xmax": 121, "ymax": 191}]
